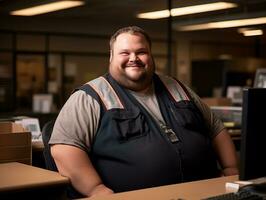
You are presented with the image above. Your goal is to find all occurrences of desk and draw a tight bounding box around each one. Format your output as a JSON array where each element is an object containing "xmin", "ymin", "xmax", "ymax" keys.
[
  {"xmin": 87, "ymin": 175, "xmax": 238, "ymax": 200},
  {"xmin": 0, "ymin": 162, "xmax": 69, "ymax": 199}
]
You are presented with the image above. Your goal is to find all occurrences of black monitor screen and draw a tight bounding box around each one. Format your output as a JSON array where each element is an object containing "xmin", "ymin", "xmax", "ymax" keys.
[{"xmin": 240, "ymin": 88, "xmax": 266, "ymax": 180}]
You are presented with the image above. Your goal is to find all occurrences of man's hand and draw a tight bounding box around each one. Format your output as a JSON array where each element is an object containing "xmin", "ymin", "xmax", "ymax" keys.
[{"xmin": 90, "ymin": 184, "xmax": 114, "ymax": 197}]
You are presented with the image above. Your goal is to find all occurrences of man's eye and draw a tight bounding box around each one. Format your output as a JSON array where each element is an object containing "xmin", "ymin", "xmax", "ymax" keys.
[
  {"xmin": 137, "ymin": 51, "xmax": 147, "ymax": 55},
  {"xmin": 120, "ymin": 52, "xmax": 129, "ymax": 56}
]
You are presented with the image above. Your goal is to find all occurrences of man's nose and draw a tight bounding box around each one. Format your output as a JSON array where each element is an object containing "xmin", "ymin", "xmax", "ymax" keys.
[{"xmin": 129, "ymin": 53, "xmax": 138, "ymax": 61}]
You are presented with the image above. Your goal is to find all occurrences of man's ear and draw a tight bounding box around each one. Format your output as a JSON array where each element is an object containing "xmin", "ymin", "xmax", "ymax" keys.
[{"xmin": 109, "ymin": 50, "xmax": 112, "ymax": 63}]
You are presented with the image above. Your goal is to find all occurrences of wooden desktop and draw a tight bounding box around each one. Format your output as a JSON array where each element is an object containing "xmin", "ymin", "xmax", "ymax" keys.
[
  {"xmin": 86, "ymin": 175, "xmax": 238, "ymax": 200},
  {"xmin": 0, "ymin": 162, "xmax": 69, "ymax": 199}
]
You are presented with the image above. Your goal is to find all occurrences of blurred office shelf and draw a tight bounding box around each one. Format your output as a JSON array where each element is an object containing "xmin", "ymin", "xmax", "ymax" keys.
[{"xmin": 211, "ymin": 106, "xmax": 242, "ymax": 128}]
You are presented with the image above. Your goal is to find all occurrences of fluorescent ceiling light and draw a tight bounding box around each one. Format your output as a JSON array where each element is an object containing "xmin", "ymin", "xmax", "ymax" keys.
[
  {"xmin": 243, "ymin": 29, "xmax": 263, "ymax": 36},
  {"xmin": 176, "ymin": 17, "xmax": 266, "ymax": 31},
  {"xmin": 10, "ymin": 1, "xmax": 85, "ymax": 16},
  {"xmin": 238, "ymin": 28, "xmax": 263, "ymax": 36},
  {"xmin": 138, "ymin": 10, "xmax": 170, "ymax": 19},
  {"xmin": 137, "ymin": 2, "xmax": 237, "ymax": 19}
]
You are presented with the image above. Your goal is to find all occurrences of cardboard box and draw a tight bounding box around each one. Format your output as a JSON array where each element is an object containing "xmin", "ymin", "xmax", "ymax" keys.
[{"xmin": 0, "ymin": 122, "xmax": 32, "ymax": 165}]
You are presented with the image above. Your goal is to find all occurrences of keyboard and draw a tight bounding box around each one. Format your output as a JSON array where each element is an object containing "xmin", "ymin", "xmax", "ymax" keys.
[{"xmin": 202, "ymin": 190, "xmax": 266, "ymax": 200}]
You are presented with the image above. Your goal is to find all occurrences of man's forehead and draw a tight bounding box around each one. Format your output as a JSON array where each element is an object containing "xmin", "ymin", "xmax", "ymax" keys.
[
  {"xmin": 115, "ymin": 32, "xmax": 145, "ymax": 42},
  {"xmin": 113, "ymin": 33, "xmax": 149, "ymax": 47}
]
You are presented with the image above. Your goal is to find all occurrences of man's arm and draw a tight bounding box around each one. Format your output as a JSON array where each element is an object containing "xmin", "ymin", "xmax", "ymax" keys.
[
  {"xmin": 51, "ymin": 144, "xmax": 113, "ymax": 197},
  {"xmin": 182, "ymin": 85, "xmax": 239, "ymax": 176},
  {"xmin": 212, "ymin": 129, "xmax": 239, "ymax": 176}
]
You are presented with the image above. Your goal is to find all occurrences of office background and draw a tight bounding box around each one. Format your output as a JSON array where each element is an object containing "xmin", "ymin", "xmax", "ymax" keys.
[
  {"xmin": 0, "ymin": 2, "xmax": 266, "ymax": 199},
  {"xmin": 0, "ymin": 0, "xmax": 266, "ymax": 117}
]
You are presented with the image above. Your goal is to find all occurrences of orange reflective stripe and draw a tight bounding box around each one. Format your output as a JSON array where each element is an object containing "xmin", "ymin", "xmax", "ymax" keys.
[
  {"xmin": 86, "ymin": 76, "xmax": 124, "ymax": 110},
  {"xmin": 159, "ymin": 75, "xmax": 190, "ymax": 102}
]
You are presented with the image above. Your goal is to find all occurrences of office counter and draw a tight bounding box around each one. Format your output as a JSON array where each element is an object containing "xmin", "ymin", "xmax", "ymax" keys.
[
  {"xmin": 0, "ymin": 162, "xmax": 239, "ymax": 200},
  {"xmin": 0, "ymin": 162, "xmax": 69, "ymax": 199},
  {"xmin": 85, "ymin": 175, "xmax": 238, "ymax": 200}
]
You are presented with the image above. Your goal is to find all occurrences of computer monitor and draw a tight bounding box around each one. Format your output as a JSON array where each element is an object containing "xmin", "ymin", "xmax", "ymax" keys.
[
  {"xmin": 254, "ymin": 68, "xmax": 266, "ymax": 88},
  {"xmin": 239, "ymin": 88, "xmax": 266, "ymax": 180}
]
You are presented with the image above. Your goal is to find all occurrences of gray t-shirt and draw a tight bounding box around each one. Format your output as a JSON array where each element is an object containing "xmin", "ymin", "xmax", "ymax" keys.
[{"xmin": 49, "ymin": 83, "xmax": 225, "ymax": 153}]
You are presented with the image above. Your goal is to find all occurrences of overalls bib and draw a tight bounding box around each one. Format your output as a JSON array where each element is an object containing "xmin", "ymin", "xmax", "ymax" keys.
[{"xmin": 78, "ymin": 73, "xmax": 219, "ymax": 192}]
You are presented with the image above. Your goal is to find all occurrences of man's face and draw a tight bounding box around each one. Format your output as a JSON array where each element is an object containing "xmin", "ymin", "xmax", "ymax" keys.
[{"xmin": 109, "ymin": 32, "xmax": 155, "ymax": 91}]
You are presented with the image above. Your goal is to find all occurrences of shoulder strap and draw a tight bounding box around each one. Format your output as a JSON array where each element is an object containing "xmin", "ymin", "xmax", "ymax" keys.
[
  {"xmin": 84, "ymin": 76, "xmax": 124, "ymax": 110},
  {"xmin": 158, "ymin": 74, "xmax": 191, "ymax": 102}
]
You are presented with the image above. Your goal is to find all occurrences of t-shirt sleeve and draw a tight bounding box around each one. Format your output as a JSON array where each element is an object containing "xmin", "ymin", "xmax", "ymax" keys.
[
  {"xmin": 184, "ymin": 85, "xmax": 225, "ymax": 138},
  {"xmin": 49, "ymin": 90, "xmax": 101, "ymax": 153}
]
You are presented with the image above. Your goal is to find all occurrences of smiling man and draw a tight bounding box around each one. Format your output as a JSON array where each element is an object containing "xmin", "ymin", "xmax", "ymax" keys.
[
  {"xmin": 109, "ymin": 29, "xmax": 154, "ymax": 92},
  {"xmin": 49, "ymin": 26, "xmax": 239, "ymax": 199}
]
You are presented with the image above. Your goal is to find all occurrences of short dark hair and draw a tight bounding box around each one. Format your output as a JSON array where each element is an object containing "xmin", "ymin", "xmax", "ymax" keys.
[{"xmin": 109, "ymin": 26, "xmax": 152, "ymax": 50}]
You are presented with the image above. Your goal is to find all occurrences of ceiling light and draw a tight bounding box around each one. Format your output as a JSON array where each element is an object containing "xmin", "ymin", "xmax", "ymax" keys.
[
  {"xmin": 137, "ymin": 2, "xmax": 237, "ymax": 19},
  {"xmin": 137, "ymin": 10, "xmax": 170, "ymax": 19},
  {"xmin": 176, "ymin": 17, "xmax": 266, "ymax": 31},
  {"xmin": 243, "ymin": 29, "xmax": 263, "ymax": 36},
  {"xmin": 238, "ymin": 28, "xmax": 263, "ymax": 36},
  {"xmin": 10, "ymin": 1, "xmax": 85, "ymax": 16}
]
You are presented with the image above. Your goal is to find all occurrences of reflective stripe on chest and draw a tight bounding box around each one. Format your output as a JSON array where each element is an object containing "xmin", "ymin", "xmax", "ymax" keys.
[{"xmin": 85, "ymin": 75, "xmax": 190, "ymax": 110}]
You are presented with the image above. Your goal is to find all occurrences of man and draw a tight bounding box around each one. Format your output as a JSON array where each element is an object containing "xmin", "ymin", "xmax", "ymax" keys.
[{"xmin": 50, "ymin": 26, "xmax": 238, "ymax": 198}]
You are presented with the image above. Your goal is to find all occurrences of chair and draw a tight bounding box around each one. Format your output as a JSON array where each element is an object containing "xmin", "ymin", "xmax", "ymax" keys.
[
  {"xmin": 42, "ymin": 120, "xmax": 58, "ymax": 171},
  {"xmin": 42, "ymin": 120, "xmax": 83, "ymax": 199}
]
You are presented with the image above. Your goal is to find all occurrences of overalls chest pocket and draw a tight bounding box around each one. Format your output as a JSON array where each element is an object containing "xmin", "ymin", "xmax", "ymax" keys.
[
  {"xmin": 110, "ymin": 109, "xmax": 149, "ymax": 142},
  {"xmin": 171, "ymin": 100, "xmax": 206, "ymax": 133}
]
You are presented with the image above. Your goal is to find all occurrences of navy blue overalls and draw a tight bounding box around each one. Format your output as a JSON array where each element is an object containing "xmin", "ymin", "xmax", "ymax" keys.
[{"xmin": 78, "ymin": 73, "xmax": 220, "ymax": 192}]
